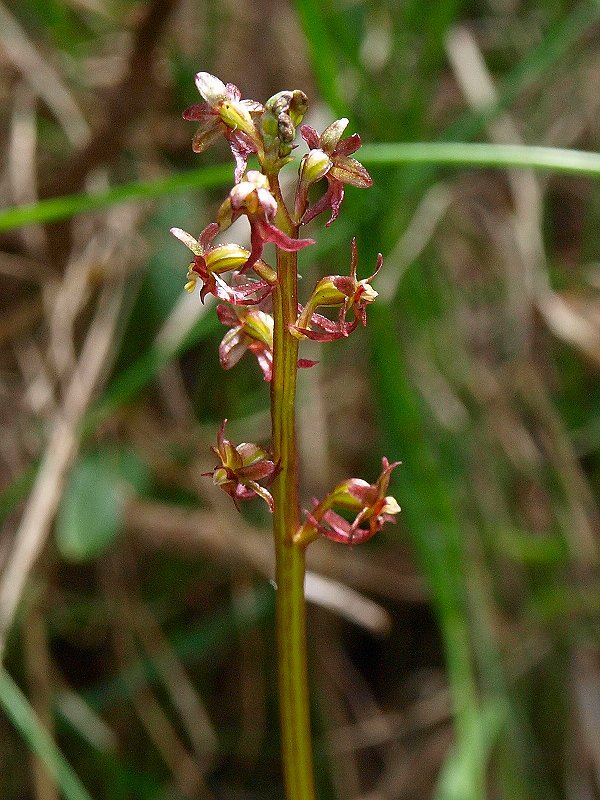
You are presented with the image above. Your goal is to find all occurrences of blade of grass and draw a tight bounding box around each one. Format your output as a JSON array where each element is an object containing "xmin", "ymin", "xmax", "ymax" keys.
[
  {"xmin": 0, "ymin": 163, "xmax": 232, "ymax": 232},
  {"xmin": 359, "ymin": 142, "xmax": 600, "ymax": 175},
  {"xmin": 0, "ymin": 0, "xmax": 596, "ymax": 238},
  {"xmin": 1, "ymin": 142, "xmax": 598, "ymax": 235},
  {"xmin": 77, "ymin": 581, "xmax": 274, "ymax": 712},
  {"xmin": 368, "ymin": 302, "xmax": 485, "ymax": 800},
  {"xmin": 0, "ymin": 306, "xmax": 219, "ymax": 524},
  {"xmin": 0, "ymin": 667, "xmax": 93, "ymax": 800},
  {"xmin": 444, "ymin": 0, "xmax": 600, "ymax": 142}
]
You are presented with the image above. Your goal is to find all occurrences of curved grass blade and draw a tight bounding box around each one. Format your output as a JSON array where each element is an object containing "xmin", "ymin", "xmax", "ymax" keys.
[
  {"xmin": 0, "ymin": 667, "xmax": 93, "ymax": 800},
  {"xmin": 0, "ymin": 163, "xmax": 232, "ymax": 232},
  {"xmin": 359, "ymin": 142, "xmax": 600, "ymax": 176}
]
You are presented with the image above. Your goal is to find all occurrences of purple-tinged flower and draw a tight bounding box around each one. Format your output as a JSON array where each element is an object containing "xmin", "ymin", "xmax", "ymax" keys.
[
  {"xmin": 291, "ymin": 238, "xmax": 382, "ymax": 341},
  {"xmin": 216, "ymin": 304, "xmax": 318, "ymax": 380},
  {"xmin": 183, "ymin": 72, "xmax": 263, "ymax": 182},
  {"xmin": 217, "ymin": 171, "xmax": 314, "ymax": 272},
  {"xmin": 170, "ymin": 223, "xmax": 276, "ymax": 306},
  {"xmin": 203, "ymin": 419, "xmax": 277, "ymax": 511},
  {"xmin": 294, "ymin": 458, "xmax": 401, "ymax": 546},
  {"xmin": 299, "ymin": 118, "xmax": 373, "ymax": 227},
  {"xmin": 217, "ymin": 304, "xmax": 274, "ymax": 381}
]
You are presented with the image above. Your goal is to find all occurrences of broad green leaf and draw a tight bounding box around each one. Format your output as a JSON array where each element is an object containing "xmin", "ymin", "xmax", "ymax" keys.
[{"xmin": 56, "ymin": 448, "xmax": 149, "ymax": 562}]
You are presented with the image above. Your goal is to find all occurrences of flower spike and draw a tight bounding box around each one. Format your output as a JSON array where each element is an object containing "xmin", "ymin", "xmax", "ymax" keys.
[{"xmin": 203, "ymin": 419, "xmax": 278, "ymax": 511}]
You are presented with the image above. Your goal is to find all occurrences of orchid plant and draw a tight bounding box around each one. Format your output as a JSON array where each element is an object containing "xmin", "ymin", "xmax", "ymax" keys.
[{"xmin": 172, "ymin": 72, "xmax": 400, "ymax": 800}]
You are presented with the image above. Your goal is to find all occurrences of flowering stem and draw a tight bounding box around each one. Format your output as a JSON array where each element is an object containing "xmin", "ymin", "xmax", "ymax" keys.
[{"xmin": 269, "ymin": 176, "xmax": 316, "ymax": 800}]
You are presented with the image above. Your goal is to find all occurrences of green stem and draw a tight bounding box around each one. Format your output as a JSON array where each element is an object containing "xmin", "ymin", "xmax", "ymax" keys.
[{"xmin": 269, "ymin": 176, "xmax": 316, "ymax": 800}]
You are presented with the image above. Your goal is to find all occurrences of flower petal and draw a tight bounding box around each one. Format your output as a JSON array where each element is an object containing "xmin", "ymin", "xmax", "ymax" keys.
[
  {"xmin": 260, "ymin": 222, "xmax": 315, "ymax": 252},
  {"xmin": 227, "ymin": 130, "xmax": 257, "ymax": 183},
  {"xmin": 320, "ymin": 118, "xmax": 349, "ymax": 153},
  {"xmin": 191, "ymin": 121, "xmax": 222, "ymax": 153},
  {"xmin": 170, "ymin": 227, "xmax": 203, "ymax": 256},
  {"xmin": 182, "ymin": 102, "xmax": 213, "ymax": 121},
  {"xmin": 249, "ymin": 343, "xmax": 273, "ymax": 381},
  {"xmin": 334, "ymin": 133, "xmax": 362, "ymax": 157},
  {"xmin": 329, "ymin": 157, "xmax": 373, "ymax": 188},
  {"xmin": 300, "ymin": 124, "xmax": 320, "ymax": 149},
  {"xmin": 219, "ymin": 328, "xmax": 248, "ymax": 371},
  {"xmin": 298, "ymin": 358, "xmax": 319, "ymax": 369},
  {"xmin": 195, "ymin": 72, "xmax": 229, "ymax": 106}
]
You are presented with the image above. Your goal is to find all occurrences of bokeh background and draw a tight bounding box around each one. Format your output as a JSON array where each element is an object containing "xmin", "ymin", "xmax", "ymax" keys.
[{"xmin": 1, "ymin": 0, "xmax": 600, "ymax": 798}]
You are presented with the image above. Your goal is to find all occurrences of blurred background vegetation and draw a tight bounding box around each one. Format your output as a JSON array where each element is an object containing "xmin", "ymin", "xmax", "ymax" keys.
[{"xmin": 0, "ymin": 0, "xmax": 599, "ymax": 798}]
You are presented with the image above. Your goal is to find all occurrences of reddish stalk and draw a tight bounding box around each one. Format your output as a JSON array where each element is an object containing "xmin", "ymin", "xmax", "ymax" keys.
[{"xmin": 269, "ymin": 176, "xmax": 316, "ymax": 800}]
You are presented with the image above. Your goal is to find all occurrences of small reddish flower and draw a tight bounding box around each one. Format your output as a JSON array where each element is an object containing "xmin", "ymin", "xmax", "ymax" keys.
[
  {"xmin": 203, "ymin": 419, "xmax": 277, "ymax": 511},
  {"xmin": 170, "ymin": 223, "xmax": 275, "ymax": 306},
  {"xmin": 218, "ymin": 171, "xmax": 315, "ymax": 272},
  {"xmin": 291, "ymin": 238, "xmax": 383, "ymax": 341},
  {"xmin": 217, "ymin": 304, "xmax": 274, "ymax": 381},
  {"xmin": 183, "ymin": 72, "xmax": 263, "ymax": 182},
  {"xmin": 299, "ymin": 118, "xmax": 373, "ymax": 227},
  {"xmin": 295, "ymin": 458, "xmax": 401, "ymax": 546},
  {"xmin": 217, "ymin": 304, "xmax": 318, "ymax": 380}
]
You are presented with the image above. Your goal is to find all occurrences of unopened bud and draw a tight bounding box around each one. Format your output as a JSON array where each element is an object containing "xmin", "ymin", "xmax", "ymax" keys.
[
  {"xmin": 277, "ymin": 114, "xmax": 295, "ymax": 144},
  {"xmin": 288, "ymin": 90, "xmax": 308, "ymax": 126}
]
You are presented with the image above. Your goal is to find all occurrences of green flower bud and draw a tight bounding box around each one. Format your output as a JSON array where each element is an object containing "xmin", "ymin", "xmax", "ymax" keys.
[{"xmin": 288, "ymin": 90, "xmax": 308, "ymax": 126}]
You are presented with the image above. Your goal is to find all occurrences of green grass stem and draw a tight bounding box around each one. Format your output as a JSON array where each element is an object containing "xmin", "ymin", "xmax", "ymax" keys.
[{"xmin": 0, "ymin": 668, "xmax": 93, "ymax": 800}]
